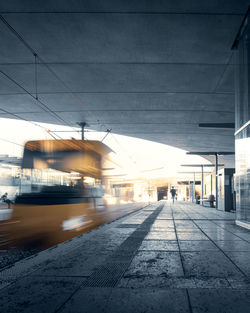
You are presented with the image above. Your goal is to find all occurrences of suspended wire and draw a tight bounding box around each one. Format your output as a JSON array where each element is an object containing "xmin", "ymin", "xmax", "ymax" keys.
[
  {"xmin": 0, "ymin": 69, "xmax": 76, "ymax": 131},
  {"xmin": 0, "ymin": 14, "xmax": 138, "ymax": 167},
  {"xmin": 101, "ymin": 128, "xmax": 112, "ymax": 142},
  {"xmin": 0, "ymin": 105, "xmax": 48, "ymax": 130},
  {"xmin": 0, "ymin": 105, "xmax": 63, "ymax": 140},
  {"xmin": 0, "ymin": 15, "xmax": 105, "ymax": 131},
  {"xmin": 0, "ymin": 137, "xmax": 24, "ymax": 147},
  {"xmin": 213, "ymin": 51, "xmax": 234, "ymax": 93},
  {"xmin": 110, "ymin": 133, "xmax": 137, "ymax": 165},
  {"xmin": 0, "ymin": 15, "xmax": 79, "ymax": 136},
  {"xmin": 34, "ymin": 53, "xmax": 38, "ymax": 100}
]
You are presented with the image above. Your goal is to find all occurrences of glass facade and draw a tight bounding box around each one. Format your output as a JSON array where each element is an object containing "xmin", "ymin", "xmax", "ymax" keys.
[
  {"xmin": 235, "ymin": 126, "xmax": 250, "ymax": 223},
  {"xmin": 234, "ymin": 16, "xmax": 250, "ymax": 227}
]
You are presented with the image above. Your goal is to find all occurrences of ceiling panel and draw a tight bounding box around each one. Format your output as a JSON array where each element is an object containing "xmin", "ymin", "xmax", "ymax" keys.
[{"xmin": 0, "ymin": 0, "xmax": 246, "ymax": 167}]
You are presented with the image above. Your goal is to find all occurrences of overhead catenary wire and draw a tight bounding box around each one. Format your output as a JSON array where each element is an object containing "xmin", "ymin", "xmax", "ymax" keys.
[
  {"xmin": 34, "ymin": 53, "xmax": 38, "ymax": 100},
  {"xmin": 0, "ymin": 15, "xmax": 105, "ymax": 130},
  {"xmin": 30, "ymin": 54, "xmax": 136, "ymax": 164},
  {"xmin": 0, "ymin": 104, "xmax": 64, "ymax": 141},
  {"xmin": 0, "ymin": 14, "xmax": 137, "ymax": 167},
  {"xmin": 101, "ymin": 128, "xmax": 112, "ymax": 142},
  {"xmin": 0, "ymin": 15, "xmax": 80, "ymax": 137},
  {"xmin": 0, "ymin": 105, "xmax": 50, "ymax": 132},
  {"xmin": 0, "ymin": 69, "xmax": 76, "ymax": 131},
  {"xmin": 0, "ymin": 137, "xmax": 24, "ymax": 147}
]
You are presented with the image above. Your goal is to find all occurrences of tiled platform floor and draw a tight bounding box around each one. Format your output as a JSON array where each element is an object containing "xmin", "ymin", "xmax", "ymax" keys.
[{"xmin": 1, "ymin": 201, "xmax": 250, "ymax": 312}]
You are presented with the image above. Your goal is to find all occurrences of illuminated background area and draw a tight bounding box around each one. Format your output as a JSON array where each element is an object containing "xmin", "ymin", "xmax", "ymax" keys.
[{"xmin": 0, "ymin": 117, "xmax": 210, "ymax": 203}]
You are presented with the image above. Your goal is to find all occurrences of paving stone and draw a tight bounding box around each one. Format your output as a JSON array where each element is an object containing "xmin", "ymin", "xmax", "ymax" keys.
[
  {"xmin": 104, "ymin": 228, "xmax": 135, "ymax": 235},
  {"xmin": 214, "ymin": 240, "xmax": 250, "ymax": 252},
  {"xmin": 121, "ymin": 219, "xmax": 146, "ymax": 224},
  {"xmin": 60, "ymin": 287, "xmax": 190, "ymax": 313},
  {"xmin": 32, "ymin": 251, "xmax": 110, "ymax": 277},
  {"xmin": 150, "ymin": 226, "xmax": 175, "ymax": 231},
  {"xmin": 139, "ymin": 240, "xmax": 179, "ymax": 251},
  {"xmin": 0, "ymin": 276, "xmax": 83, "ymax": 313},
  {"xmin": 156, "ymin": 215, "xmax": 173, "ymax": 220},
  {"xmin": 117, "ymin": 224, "xmax": 140, "ymax": 228},
  {"xmin": 227, "ymin": 278, "xmax": 250, "ymax": 289},
  {"xmin": 175, "ymin": 226, "xmax": 200, "ymax": 231},
  {"xmin": 188, "ymin": 289, "xmax": 250, "ymax": 313},
  {"xmin": 206, "ymin": 232, "xmax": 244, "ymax": 241},
  {"xmin": 177, "ymin": 232, "xmax": 208, "ymax": 240},
  {"xmin": 179, "ymin": 240, "xmax": 219, "ymax": 251},
  {"xmin": 145, "ymin": 231, "xmax": 176, "ymax": 240},
  {"xmin": 124, "ymin": 251, "xmax": 184, "ymax": 278},
  {"xmin": 214, "ymin": 221, "xmax": 237, "ymax": 227},
  {"xmin": 106, "ymin": 288, "xmax": 190, "ymax": 313},
  {"xmin": 235, "ymin": 233, "xmax": 250, "ymax": 242},
  {"xmin": 194, "ymin": 222, "xmax": 217, "ymax": 228},
  {"xmin": 118, "ymin": 276, "xmax": 230, "ymax": 289},
  {"xmin": 225, "ymin": 251, "xmax": 250, "ymax": 276},
  {"xmin": 175, "ymin": 221, "xmax": 196, "ymax": 226},
  {"xmin": 181, "ymin": 251, "xmax": 244, "ymax": 279},
  {"xmin": 0, "ymin": 279, "xmax": 12, "ymax": 290}
]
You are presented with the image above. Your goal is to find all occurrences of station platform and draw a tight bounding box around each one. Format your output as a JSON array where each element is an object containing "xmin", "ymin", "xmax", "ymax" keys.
[{"xmin": 0, "ymin": 201, "xmax": 250, "ymax": 313}]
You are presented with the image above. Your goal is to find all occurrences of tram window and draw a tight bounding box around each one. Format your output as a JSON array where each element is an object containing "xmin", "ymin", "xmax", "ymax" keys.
[{"xmin": 84, "ymin": 177, "xmax": 95, "ymax": 186}]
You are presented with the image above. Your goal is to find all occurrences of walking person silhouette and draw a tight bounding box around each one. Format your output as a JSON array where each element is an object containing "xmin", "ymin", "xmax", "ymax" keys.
[{"xmin": 170, "ymin": 186, "xmax": 177, "ymax": 203}]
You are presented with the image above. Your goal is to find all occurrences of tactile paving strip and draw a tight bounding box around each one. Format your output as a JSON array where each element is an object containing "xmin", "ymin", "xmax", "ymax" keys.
[{"xmin": 82, "ymin": 203, "xmax": 164, "ymax": 287}]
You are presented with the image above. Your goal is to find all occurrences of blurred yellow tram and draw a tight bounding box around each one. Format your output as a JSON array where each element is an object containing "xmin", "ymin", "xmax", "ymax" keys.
[{"xmin": 7, "ymin": 139, "xmax": 126, "ymax": 247}]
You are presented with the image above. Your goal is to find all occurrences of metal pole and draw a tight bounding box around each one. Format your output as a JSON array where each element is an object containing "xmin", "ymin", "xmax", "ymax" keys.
[
  {"xmin": 191, "ymin": 180, "xmax": 193, "ymax": 202},
  {"xmin": 201, "ymin": 165, "xmax": 204, "ymax": 206},
  {"xmin": 79, "ymin": 122, "xmax": 86, "ymax": 140},
  {"xmin": 194, "ymin": 172, "xmax": 196, "ymax": 202},
  {"xmin": 211, "ymin": 173, "xmax": 213, "ymax": 195},
  {"xmin": 215, "ymin": 153, "xmax": 218, "ymax": 209},
  {"xmin": 189, "ymin": 180, "xmax": 191, "ymax": 202}
]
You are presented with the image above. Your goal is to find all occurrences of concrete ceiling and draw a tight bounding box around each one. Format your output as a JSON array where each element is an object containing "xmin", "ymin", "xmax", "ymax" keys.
[{"xmin": 0, "ymin": 0, "xmax": 248, "ymax": 166}]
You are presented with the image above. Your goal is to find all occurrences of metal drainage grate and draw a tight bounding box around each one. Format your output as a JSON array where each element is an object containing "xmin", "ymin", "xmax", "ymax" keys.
[{"xmin": 82, "ymin": 261, "xmax": 129, "ymax": 287}]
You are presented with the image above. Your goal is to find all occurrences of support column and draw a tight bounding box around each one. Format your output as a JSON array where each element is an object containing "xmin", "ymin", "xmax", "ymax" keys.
[
  {"xmin": 193, "ymin": 172, "xmax": 196, "ymax": 202},
  {"xmin": 201, "ymin": 165, "xmax": 204, "ymax": 206},
  {"xmin": 189, "ymin": 180, "xmax": 191, "ymax": 202},
  {"xmin": 211, "ymin": 173, "xmax": 213, "ymax": 195},
  {"xmin": 215, "ymin": 153, "xmax": 218, "ymax": 209}
]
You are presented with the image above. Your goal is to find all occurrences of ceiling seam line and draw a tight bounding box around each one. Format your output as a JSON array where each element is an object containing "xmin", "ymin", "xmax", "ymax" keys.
[{"xmin": 0, "ymin": 12, "xmax": 244, "ymax": 16}]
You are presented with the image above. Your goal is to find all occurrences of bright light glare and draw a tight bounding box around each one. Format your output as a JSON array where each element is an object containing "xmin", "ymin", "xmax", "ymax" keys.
[{"xmin": 0, "ymin": 118, "xmax": 210, "ymax": 180}]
